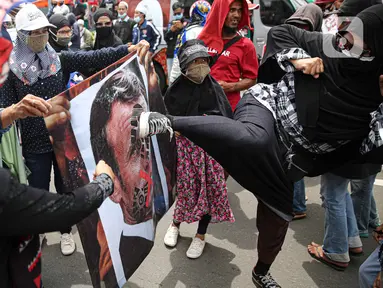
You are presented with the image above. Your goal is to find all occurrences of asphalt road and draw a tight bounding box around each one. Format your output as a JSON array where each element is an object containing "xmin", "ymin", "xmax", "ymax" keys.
[{"xmin": 42, "ymin": 175, "xmax": 383, "ymax": 288}]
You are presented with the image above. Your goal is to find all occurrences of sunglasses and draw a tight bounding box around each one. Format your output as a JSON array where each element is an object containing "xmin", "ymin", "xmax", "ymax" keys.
[
  {"xmin": 336, "ymin": 33, "xmax": 372, "ymax": 59},
  {"xmin": 96, "ymin": 21, "xmax": 112, "ymax": 28}
]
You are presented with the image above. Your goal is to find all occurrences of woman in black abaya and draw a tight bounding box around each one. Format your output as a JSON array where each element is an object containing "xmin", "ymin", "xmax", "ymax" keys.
[
  {"xmin": 132, "ymin": 5, "xmax": 383, "ymax": 287},
  {"xmin": 93, "ymin": 8, "xmax": 123, "ymax": 49}
]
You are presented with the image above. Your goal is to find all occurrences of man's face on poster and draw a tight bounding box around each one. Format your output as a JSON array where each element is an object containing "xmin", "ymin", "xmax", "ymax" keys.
[{"xmin": 105, "ymin": 92, "xmax": 152, "ymax": 225}]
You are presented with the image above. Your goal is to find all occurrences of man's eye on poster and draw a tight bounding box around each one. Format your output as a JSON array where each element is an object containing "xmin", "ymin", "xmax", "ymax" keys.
[{"xmin": 48, "ymin": 53, "xmax": 176, "ymax": 288}]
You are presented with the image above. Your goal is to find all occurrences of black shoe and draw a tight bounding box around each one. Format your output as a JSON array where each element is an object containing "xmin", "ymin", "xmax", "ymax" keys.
[
  {"xmin": 252, "ymin": 271, "xmax": 281, "ymax": 288},
  {"xmin": 132, "ymin": 111, "xmax": 173, "ymax": 140}
]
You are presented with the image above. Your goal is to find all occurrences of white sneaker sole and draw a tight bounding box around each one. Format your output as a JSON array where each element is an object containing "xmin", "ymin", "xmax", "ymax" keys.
[
  {"xmin": 61, "ymin": 246, "xmax": 76, "ymax": 256},
  {"xmin": 138, "ymin": 112, "xmax": 151, "ymax": 139}
]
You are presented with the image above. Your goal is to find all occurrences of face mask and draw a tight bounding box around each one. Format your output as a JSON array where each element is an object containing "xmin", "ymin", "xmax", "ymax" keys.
[
  {"xmin": 134, "ymin": 16, "xmax": 141, "ymax": 23},
  {"xmin": 185, "ymin": 63, "xmax": 210, "ymax": 84},
  {"xmin": 97, "ymin": 26, "xmax": 113, "ymax": 38},
  {"xmin": 173, "ymin": 14, "xmax": 182, "ymax": 20},
  {"xmin": 26, "ymin": 33, "xmax": 49, "ymax": 53},
  {"xmin": 56, "ymin": 36, "xmax": 71, "ymax": 47},
  {"xmin": 118, "ymin": 13, "xmax": 127, "ymax": 19}
]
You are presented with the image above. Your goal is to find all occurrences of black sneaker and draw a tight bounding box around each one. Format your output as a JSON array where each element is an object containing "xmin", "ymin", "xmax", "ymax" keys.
[
  {"xmin": 252, "ymin": 271, "xmax": 282, "ymax": 288},
  {"xmin": 133, "ymin": 111, "xmax": 173, "ymax": 140}
]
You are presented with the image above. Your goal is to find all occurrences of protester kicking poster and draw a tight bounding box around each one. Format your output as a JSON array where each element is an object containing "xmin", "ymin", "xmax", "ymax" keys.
[{"xmin": 47, "ymin": 53, "xmax": 176, "ymax": 288}]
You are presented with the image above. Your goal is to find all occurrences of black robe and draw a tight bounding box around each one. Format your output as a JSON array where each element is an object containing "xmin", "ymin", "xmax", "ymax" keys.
[{"xmin": 164, "ymin": 74, "xmax": 232, "ymax": 118}]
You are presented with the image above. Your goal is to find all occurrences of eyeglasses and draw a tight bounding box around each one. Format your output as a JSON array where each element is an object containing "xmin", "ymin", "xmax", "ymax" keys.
[
  {"xmin": 336, "ymin": 33, "xmax": 372, "ymax": 59},
  {"xmin": 173, "ymin": 12, "xmax": 182, "ymax": 16},
  {"xmin": 96, "ymin": 21, "xmax": 112, "ymax": 28},
  {"xmin": 57, "ymin": 29, "xmax": 73, "ymax": 36}
]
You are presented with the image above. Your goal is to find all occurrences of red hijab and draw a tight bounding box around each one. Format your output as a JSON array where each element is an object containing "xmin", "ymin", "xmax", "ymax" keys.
[{"xmin": 198, "ymin": 0, "xmax": 250, "ymax": 53}]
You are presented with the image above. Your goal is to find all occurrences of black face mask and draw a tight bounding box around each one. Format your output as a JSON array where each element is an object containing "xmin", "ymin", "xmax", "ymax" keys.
[{"xmin": 97, "ymin": 26, "xmax": 113, "ymax": 38}]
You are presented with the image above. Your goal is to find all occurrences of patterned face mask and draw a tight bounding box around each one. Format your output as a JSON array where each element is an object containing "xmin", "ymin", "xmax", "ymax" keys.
[{"xmin": 26, "ymin": 33, "xmax": 49, "ymax": 53}]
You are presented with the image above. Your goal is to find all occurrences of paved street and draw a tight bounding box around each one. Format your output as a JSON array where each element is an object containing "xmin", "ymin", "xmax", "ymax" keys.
[{"xmin": 43, "ymin": 175, "xmax": 383, "ymax": 288}]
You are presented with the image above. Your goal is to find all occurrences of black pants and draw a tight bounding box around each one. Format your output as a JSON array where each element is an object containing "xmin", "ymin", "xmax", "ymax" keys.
[{"xmin": 171, "ymin": 95, "xmax": 293, "ymax": 264}]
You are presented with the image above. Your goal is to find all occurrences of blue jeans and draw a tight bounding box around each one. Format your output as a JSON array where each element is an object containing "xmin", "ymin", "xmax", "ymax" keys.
[
  {"xmin": 320, "ymin": 173, "xmax": 362, "ymax": 263},
  {"xmin": 351, "ymin": 174, "xmax": 380, "ymax": 235},
  {"xmin": 359, "ymin": 245, "xmax": 381, "ymax": 288},
  {"xmin": 293, "ymin": 179, "xmax": 306, "ymax": 213},
  {"xmin": 24, "ymin": 151, "xmax": 70, "ymax": 234}
]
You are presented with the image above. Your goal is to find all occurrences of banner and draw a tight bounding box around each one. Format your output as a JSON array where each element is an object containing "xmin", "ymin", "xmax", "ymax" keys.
[{"xmin": 48, "ymin": 53, "xmax": 176, "ymax": 288}]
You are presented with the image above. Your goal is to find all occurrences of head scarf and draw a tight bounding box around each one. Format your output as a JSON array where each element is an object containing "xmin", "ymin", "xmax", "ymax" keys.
[
  {"xmin": 285, "ymin": 3, "xmax": 323, "ymax": 32},
  {"xmin": 9, "ymin": 32, "xmax": 61, "ymax": 85},
  {"xmin": 197, "ymin": 0, "xmax": 250, "ymax": 54},
  {"xmin": 165, "ymin": 39, "xmax": 232, "ymax": 118},
  {"xmin": 93, "ymin": 8, "xmax": 123, "ymax": 49},
  {"xmin": 343, "ymin": 4, "xmax": 383, "ymax": 61},
  {"xmin": 48, "ymin": 13, "xmax": 71, "ymax": 52},
  {"xmin": 93, "ymin": 7, "xmax": 113, "ymax": 22}
]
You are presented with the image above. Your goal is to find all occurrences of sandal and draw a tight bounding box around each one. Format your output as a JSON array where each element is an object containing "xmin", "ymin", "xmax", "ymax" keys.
[
  {"xmin": 349, "ymin": 247, "xmax": 364, "ymax": 257},
  {"xmin": 308, "ymin": 242, "xmax": 348, "ymax": 271},
  {"xmin": 293, "ymin": 212, "xmax": 307, "ymax": 220}
]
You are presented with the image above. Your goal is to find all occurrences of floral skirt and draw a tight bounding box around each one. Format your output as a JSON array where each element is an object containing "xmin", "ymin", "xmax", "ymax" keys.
[{"xmin": 173, "ymin": 135, "xmax": 235, "ymax": 224}]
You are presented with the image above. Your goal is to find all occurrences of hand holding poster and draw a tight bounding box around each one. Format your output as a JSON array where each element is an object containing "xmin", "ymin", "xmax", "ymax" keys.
[{"xmin": 46, "ymin": 51, "xmax": 176, "ymax": 288}]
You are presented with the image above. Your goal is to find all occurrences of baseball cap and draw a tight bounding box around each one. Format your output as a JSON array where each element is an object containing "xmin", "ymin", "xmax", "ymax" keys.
[
  {"xmin": 246, "ymin": 0, "xmax": 259, "ymax": 10},
  {"xmin": 135, "ymin": 2, "xmax": 148, "ymax": 15},
  {"xmin": 15, "ymin": 4, "xmax": 56, "ymax": 31}
]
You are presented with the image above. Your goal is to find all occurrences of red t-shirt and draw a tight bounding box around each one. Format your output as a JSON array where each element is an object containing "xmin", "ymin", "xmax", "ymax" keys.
[{"xmin": 209, "ymin": 37, "xmax": 259, "ymax": 111}]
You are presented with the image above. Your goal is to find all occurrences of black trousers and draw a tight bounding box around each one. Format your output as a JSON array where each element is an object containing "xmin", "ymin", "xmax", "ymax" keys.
[
  {"xmin": 171, "ymin": 95, "xmax": 293, "ymax": 265},
  {"xmin": 172, "ymin": 95, "xmax": 293, "ymax": 215}
]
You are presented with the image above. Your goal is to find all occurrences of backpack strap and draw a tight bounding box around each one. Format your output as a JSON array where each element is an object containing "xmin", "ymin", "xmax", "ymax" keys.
[{"xmin": 211, "ymin": 35, "xmax": 242, "ymax": 66}]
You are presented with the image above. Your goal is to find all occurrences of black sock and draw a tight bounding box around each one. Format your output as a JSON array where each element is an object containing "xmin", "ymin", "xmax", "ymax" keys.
[
  {"xmin": 254, "ymin": 261, "xmax": 271, "ymax": 276},
  {"xmin": 172, "ymin": 220, "xmax": 180, "ymax": 227}
]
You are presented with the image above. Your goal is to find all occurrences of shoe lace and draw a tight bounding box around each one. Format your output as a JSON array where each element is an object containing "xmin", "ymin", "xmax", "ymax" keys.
[
  {"xmin": 149, "ymin": 117, "xmax": 174, "ymax": 140},
  {"xmin": 260, "ymin": 273, "xmax": 279, "ymax": 288},
  {"xmin": 61, "ymin": 234, "xmax": 72, "ymax": 244}
]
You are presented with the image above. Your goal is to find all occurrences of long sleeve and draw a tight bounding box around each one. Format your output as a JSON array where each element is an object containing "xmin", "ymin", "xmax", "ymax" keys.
[
  {"xmin": 132, "ymin": 26, "xmax": 139, "ymax": 45},
  {"xmin": 0, "ymin": 72, "xmax": 18, "ymax": 108},
  {"xmin": 164, "ymin": 24, "xmax": 176, "ymax": 43},
  {"xmin": 61, "ymin": 45, "xmax": 129, "ymax": 74},
  {"xmin": 0, "ymin": 169, "xmax": 114, "ymax": 236},
  {"xmin": 169, "ymin": 55, "xmax": 181, "ymax": 85},
  {"xmin": 148, "ymin": 22, "xmax": 161, "ymax": 53}
]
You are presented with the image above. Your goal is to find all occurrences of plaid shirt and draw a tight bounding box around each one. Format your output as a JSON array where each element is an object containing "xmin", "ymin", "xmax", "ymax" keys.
[{"xmin": 249, "ymin": 48, "xmax": 347, "ymax": 155}]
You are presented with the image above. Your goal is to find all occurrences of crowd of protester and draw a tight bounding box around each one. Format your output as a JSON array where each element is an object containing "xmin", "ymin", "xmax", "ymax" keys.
[{"xmin": 0, "ymin": 0, "xmax": 383, "ymax": 287}]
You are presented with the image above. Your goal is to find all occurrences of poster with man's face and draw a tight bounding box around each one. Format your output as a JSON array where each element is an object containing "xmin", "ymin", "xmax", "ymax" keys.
[{"xmin": 49, "ymin": 53, "xmax": 176, "ymax": 288}]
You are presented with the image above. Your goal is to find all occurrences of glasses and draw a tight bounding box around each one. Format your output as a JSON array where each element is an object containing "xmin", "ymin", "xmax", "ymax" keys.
[
  {"xmin": 336, "ymin": 33, "xmax": 372, "ymax": 58},
  {"xmin": 173, "ymin": 12, "xmax": 182, "ymax": 16},
  {"xmin": 57, "ymin": 29, "xmax": 73, "ymax": 36},
  {"xmin": 96, "ymin": 21, "xmax": 112, "ymax": 28}
]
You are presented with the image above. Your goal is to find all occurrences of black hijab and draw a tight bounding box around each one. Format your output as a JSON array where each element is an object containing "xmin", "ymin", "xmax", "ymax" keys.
[
  {"xmin": 164, "ymin": 39, "xmax": 232, "ymax": 118},
  {"xmin": 259, "ymin": 5, "xmax": 383, "ymax": 143},
  {"xmin": 338, "ymin": 0, "xmax": 382, "ymax": 16},
  {"xmin": 48, "ymin": 14, "xmax": 71, "ymax": 52},
  {"xmin": 93, "ymin": 8, "xmax": 123, "ymax": 49},
  {"xmin": 285, "ymin": 3, "xmax": 323, "ymax": 32}
]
